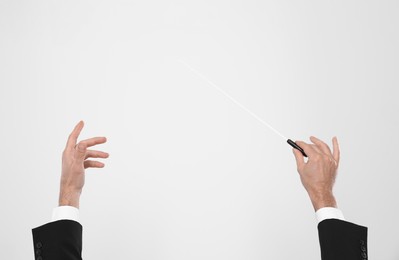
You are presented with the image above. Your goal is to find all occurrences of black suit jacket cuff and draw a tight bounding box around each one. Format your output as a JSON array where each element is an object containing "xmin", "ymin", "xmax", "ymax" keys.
[
  {"xmin": 318, "ymin": 219, "xmax": 368, "ymax": 260},
  {"xmin": 32, "ymin": 220, "xmax": 83, "ymax": 260}
]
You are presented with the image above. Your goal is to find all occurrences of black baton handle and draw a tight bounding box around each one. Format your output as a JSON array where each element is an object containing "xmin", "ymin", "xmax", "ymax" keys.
[{"xmin": 287, "ymin": 139, "xmax": 307, "ymax": 157}]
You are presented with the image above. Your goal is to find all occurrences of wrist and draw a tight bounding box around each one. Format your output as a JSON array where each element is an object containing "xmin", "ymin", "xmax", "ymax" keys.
[
  {"xmin": 309, "ymin": 191, "xmax": 337, "ymax": 211},
  {"xmin": 59, "ymin": 189, "xmax": 81, "ymax": 208}
]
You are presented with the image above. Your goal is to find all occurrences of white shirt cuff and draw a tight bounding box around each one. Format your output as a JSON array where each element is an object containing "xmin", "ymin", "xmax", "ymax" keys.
[
  {"xmin": 51, "ymin": 206, "xmax": 80, "ymax": 222},
  {"xmin": 316, "ymin": 207, "xmax": 345, "ymax": 224}
]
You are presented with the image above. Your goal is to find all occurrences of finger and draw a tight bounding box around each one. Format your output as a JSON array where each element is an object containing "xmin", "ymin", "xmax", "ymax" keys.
[
  {"xmin": 74, "ymin": 142, "xmax": 88, "ymax": 161},
  {"xmin": 295, "ymin": 141, "xmax": 318, "ymax": 158},
  {"xmin": 309, "ymin": 144, "xmax": 322, "ymax": 154},
  {"xmin": 84, "ymin": 160, "xmax": 105, "ymax": 169},
  {"xmin": 66, "ymin": 121, "xmax": 84, "ymax": 150},
  {"xmin": 332, "ymin": 136, "xmax": 340, "ymax": 164},
  {"xmin": 292, "ymin": 148, "xmax": 305, "ymax": 170},
  {"xmin": 85, "ymin": 150, "xmax": 109, "ymax": 160},
  {"xmin": 79, "ymin": 137, "xmax": 107, "ymax": 148},
  {"xmin": 310, "ymin": 136, "xmax": 333, "ymax": 156}
]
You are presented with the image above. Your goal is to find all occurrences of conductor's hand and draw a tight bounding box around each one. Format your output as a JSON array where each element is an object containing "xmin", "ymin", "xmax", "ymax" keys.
[
  {"xmin": 59, "ymin": 121, "xmax": 109, "ymax": 208},
  {"xmin": 293, "ymin": 136, "xmax": 340, "ymax": 211}
]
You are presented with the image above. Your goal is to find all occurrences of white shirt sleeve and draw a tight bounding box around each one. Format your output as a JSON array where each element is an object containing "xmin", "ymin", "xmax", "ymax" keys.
[
  {"xmin": 51, "ymin": 206, "xmax": 80, "ymax": 223},
  {"xmin": 50, "ymin": 206, "xmax": 339, "ymax": 224},
  {"xmin": 316, "ymin": 207, "xmax": 345, "ymax": 224}
]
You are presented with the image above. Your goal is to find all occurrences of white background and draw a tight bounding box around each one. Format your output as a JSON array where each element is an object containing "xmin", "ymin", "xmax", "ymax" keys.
[{"xmin": 1, "ymin": 0, "xmax": 398, "ymax": 259}]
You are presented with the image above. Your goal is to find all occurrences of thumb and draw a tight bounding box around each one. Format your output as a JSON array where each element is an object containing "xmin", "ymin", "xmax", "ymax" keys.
[
  {"xmin": 74, "ymin": 142, "xmax": 87, "ymax": 161},
  {"xmin": 293, "ymin": 148, "xmax": 305, "ymax": 170}
]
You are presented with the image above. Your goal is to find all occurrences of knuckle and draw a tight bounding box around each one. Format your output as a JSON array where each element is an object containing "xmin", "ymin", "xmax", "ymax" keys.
[
  {"xmin": 313, "ymin": 154, "xmax": 321, "ymax": 161},
  {"xmin": 322, "ymin": 154, "xmax": 330, "ymax": 161},
  {"xmin": 77, "ymin": 142, "xmax": 87, "ymax": 151}
]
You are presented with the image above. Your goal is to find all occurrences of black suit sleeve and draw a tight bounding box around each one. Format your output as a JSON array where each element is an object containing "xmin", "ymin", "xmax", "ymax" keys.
[
  {"xmin": 318, "ymin": 219, "xmax": 368, "ymax": 260},
  {"xmin": 32, "ymin": 220, "xmax": 83, "ymax": 260}
]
